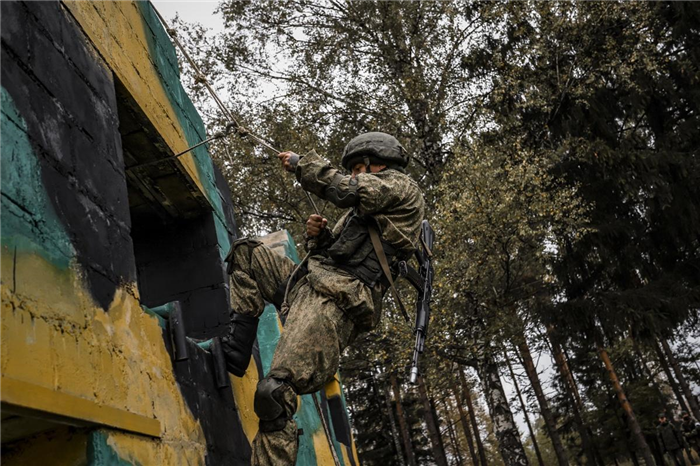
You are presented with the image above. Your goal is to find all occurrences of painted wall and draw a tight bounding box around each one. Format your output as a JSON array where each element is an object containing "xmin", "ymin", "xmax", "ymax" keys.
[{"xmin": 0, "ymin": 1, "xmax": 357, "ymax": 464}]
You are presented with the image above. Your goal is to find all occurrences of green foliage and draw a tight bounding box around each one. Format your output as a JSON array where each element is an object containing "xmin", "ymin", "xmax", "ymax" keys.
[
  {"xmin": 171, "ymin": 1, "xmax": 700, "ymax": 464},
  {"xmin": 484, "ymin": 2, "xmax": 700, "ymax": 338}
]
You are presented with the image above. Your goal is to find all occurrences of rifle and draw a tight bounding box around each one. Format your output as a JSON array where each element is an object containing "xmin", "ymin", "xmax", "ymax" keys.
[{"xmin": 397, "ymin": 220, "xmax": 435, "ymax": 384}]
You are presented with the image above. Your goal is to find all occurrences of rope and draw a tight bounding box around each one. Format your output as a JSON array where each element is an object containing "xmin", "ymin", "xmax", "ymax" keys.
[
  {"xmin": 149, "ymin": 1, "xmax": 320, "ymax": 215},
  {"xmin": 312, "ymin": 394, "xmax": 343, "ymax": 466},
  {"xmin": 149, "ymin": 7, "xmax": 341, "ymax": 458},
  {"xmin": 279, "ymin": 251, "xmax": 311, "ymax": 316},
  {"xmin": 126, "ymin": 123, "xmax": 237, "ymax": 171}
]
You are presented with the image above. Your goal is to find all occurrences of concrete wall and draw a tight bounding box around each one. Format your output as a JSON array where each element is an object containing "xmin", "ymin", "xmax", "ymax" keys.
[{"xmin": 0, "ymin": 1, "xmax": 357, "ymax": 465}]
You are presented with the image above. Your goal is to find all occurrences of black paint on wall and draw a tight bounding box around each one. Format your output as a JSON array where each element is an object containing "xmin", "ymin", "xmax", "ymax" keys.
[
  {"xmin": 3, "ymin": 3, "xmax": 252, "ymax": 463},
  {"xmin": 163, "ymin": 330, "xmax": 253, "ymax": 465},
  {"xmin": 214, "ymin": 165, "xmax": 239, "ymax": 241},
  {"xmin": 1, "ymin": 0, "xmax": 136, "ymax": 310},
  {"xmin": 131, "ymin": 213, "xmax": 231, "ymax": 339},
  {"xmin": 321, "ymin": 392, "xmax": 356, "ymax": 466}
]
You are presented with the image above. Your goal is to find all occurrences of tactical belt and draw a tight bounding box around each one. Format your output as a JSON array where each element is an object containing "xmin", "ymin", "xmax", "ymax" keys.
[{"xmin": 367, "ymin": 226, "xmax": 410, "ymax": 323}]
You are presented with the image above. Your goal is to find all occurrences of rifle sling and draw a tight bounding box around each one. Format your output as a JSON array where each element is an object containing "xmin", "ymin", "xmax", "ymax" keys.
[{"xmin": 368, "ymin": 225, "xmax": 410, "ymax": 323}]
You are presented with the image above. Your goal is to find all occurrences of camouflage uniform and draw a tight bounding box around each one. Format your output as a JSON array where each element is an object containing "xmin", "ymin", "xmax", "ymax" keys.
[{"xmin": 226, "ymin": 147, "xmax": 425, "ymax": 465}]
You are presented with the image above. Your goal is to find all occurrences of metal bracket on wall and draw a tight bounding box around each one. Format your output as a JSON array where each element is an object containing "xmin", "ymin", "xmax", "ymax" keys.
[
  {"xmin": 196, "ymin": 338, "xmax": 232, "ymax": 391},
  {"xmin": 148, "ymin": 301, "xmax": 189, "ymax": 361},
  {"xmin": 169, "ymin": 303, "xmax": 189, "ymax": 361},
  {"xmin": 209, "ymin": 337, "xmax": 231, "ymax": 390}
]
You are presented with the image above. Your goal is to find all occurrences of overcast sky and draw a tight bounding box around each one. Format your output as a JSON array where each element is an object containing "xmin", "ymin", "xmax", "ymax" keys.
[{"xmin": 150, "ymin": 0, "xmax": 224, "ymax": 33}]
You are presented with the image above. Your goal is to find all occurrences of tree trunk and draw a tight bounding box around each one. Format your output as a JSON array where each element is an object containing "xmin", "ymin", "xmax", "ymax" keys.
[
  {"xmin": 451, "ymin": 378, "xmax": 479, "ymax": 466},
  {"xmin": 547, "ymin": 325, "xmax": 600, "ymax": 466},
  {"xmin": 596, "ymin": 333, "xmax": 656, "ymax": 466},
  {"xmin": 383, "ymin": 377, "xmax": 406, "ymax": 466},
  {"xmin": 631, "ymin": 335, "xmax": 675, "ymax": 421},
  {"xmin": 504, "ymin": 351, "xmax": 546, "ymax": 466},
  {"xmin": 391, "ymin": 373, "xmax": 417, "ymax": 466},
  {"xmin": 515, "ymin": 334, "xmax": 570, "ymax": 466},
  {"xmin": 416, "ymin": 375, "xmax": 449, "ymax": 466},
  {"xmin": 460, "ymin": 368, "xmax": 489, "ymax": 466},
  {"xmin": 441, "ymin": 397, "xmax": 464, "ymax": 466},
  {"xmin": 660, "ymin": 338, "xmax": 700, "ymax": 420},
  {"xmin": 475, "ymin": 348, "xmax": 530, "ymax": 466},
  {"xmin": 653, "ymin": 340, "xmax": 690, "ymax": 413}
]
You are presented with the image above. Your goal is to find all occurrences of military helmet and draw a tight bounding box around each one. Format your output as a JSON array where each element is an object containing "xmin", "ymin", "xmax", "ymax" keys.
[{"xmin": 341, "ymin": 132, "xmax": 409, "ymax": 170}]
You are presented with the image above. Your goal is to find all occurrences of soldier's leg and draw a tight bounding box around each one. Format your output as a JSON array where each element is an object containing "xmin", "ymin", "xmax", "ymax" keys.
[
  {"xmin": 672, "ymin": 449, "xmax": 686, "ymax": 466},
  {"xmin": 222, "ymin": 239, "xmax": 295, "ymax": 376},
  {"xmin": 251, "ymin": 283, "xmax": 356, "ymax": 466}
]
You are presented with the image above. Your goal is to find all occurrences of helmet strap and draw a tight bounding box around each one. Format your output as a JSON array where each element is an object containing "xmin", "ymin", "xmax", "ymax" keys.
[{"xmin": 363, "ymin": 155, "xmax": 371, "ymax": 172}]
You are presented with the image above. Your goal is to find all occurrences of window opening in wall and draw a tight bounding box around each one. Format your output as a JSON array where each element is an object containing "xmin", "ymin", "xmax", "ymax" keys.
[{"xmin": 115, "ymin": 79, "xmax": 230, "ymax": 339}]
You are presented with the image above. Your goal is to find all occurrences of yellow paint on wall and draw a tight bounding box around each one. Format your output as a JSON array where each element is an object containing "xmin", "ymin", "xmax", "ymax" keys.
[
  {"xmin": 1, "ymin": 248, "xmax": 207, "ymax": 464},
  {"xmin": 2, "ymin": 376, "xmax": 160, "ymax": 437},
  {"xmin": 350, "ymin": 432, "xmax": 361, "ymax": 465},
  {"xmin": 340, "ymin": 444, "xmax": 352, "ymax": 466},
  {"xmin": 231, "ymin": 359, "xmax": 260, "ymax": 444},
  {"xmin": 105, "ymin": 429, "xmax": 206, "ymax": 466},
  {"xmin": 324, "ymin": 374, "xmax": 342, "ymax": 398},
  {"xmin": 312, "ymin": 429, "xmax": 338, "ymax": 466},
  {"xmin": 62, "ymin": 0, "xmax": 208, "ymax": 199}
]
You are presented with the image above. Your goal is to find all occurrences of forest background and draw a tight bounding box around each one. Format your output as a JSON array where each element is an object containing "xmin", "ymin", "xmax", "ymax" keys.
[{"xmin": 157, "ymin": 1, "xmax": 700, "ymax": 465}]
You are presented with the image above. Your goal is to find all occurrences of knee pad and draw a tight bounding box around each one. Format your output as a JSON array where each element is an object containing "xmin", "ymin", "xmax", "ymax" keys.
[{"xmin": 254, "ymin": 377, "xmax": 297, "ymax": 432}]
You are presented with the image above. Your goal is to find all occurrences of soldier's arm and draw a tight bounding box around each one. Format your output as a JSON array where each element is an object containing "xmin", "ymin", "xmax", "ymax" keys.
[{"xmin": 294, "ymin": 151, "xmax": 408, "ymax": 213}]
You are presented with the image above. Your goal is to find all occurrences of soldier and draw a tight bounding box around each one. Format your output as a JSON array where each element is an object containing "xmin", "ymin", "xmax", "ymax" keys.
[
  {"xmin": 221, "ymin": 132, "xmax": 425, "ymax": 465},
  {"xmin": 680, "ymin": 411, "xmax": 700, "ymax": 460},
  {"xmin": 657, "ymin": 413, "xmax": 689, "ymax": 466}
]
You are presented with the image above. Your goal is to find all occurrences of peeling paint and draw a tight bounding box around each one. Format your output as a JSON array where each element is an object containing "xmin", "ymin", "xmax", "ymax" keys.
[{"xmin": 1, "ymin": 87, "xmax": 74, "ymax": 270}]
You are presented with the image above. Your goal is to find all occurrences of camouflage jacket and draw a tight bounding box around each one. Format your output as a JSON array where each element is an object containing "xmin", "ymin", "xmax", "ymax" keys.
[
  {"xmin": 657, "ymin": 421, "xmax": 684, "ymax": 451},
  {"xmin": 294, "ymin": 150, "xmax": 425, "ymax": 330}
]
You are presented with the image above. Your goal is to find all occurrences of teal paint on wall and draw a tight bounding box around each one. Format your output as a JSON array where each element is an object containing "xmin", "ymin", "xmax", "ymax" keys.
[
  {"xmin": 141, "ymin": 305, "xmax": 168, "ymax": 329},
  {"xmin": 0, "ymin": 87, "xmax": 74, "ymax": 269},
  {"xmin": 257, "ymin": 303, "xmax": 281, "ymax": 376},
  {"xmin": 294, "ymin": 393, "xmax": 322, "ymax": 466},
  {"xmin": 214, "ymin": 215, "xmax": 232, "ymax": 261},
  {"xmin": 87, "ymin": 431, "xmax": 136, "ymax": 466},
  {"xmin": 284, "ymin": 231, "xmax": 302, "ymax": 264}
]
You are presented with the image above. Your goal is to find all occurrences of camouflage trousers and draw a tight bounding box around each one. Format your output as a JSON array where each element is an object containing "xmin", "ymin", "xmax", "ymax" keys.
[{"xmin": 227, "ymin": 240, "xmax": 356, "ymax": 466}]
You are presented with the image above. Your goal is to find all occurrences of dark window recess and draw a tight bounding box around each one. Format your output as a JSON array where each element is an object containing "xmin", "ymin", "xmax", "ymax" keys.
[{"xmin": 116, "ymin": 79, "xmax": 231, "ymax": 339}]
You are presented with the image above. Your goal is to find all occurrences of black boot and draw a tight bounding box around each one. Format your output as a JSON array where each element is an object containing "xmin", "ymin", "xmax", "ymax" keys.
[{"xmin": 221, "ymin": 313, "xmax": 259, "ymax": 377}]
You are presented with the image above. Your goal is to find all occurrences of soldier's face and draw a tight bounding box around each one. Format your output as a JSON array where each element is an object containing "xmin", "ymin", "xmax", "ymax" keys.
[
  {"xmin": 351, "ymin": 163, "xmax": 367, "ymax": 178},
  {"xmin": 351, "ymin": 163, "xmax": 386, "ymax": 179}
]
